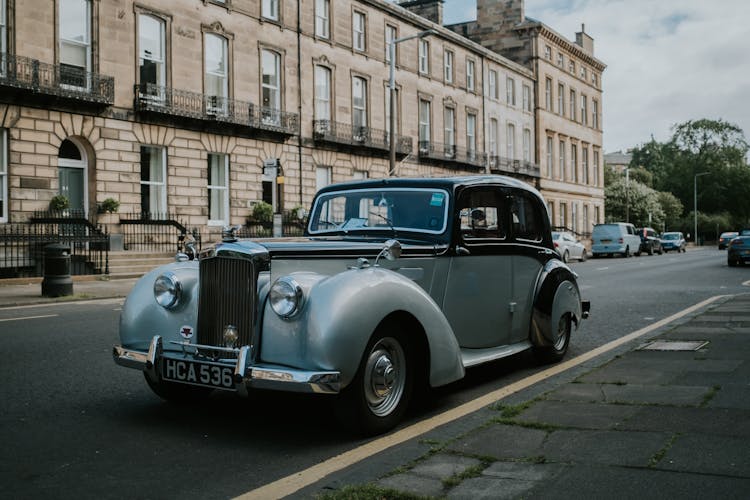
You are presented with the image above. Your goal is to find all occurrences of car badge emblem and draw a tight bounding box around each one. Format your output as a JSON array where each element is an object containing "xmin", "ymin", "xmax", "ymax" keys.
[{"xmin": 179, "ymin": 325, "xmax": 194, "ymax": 339}]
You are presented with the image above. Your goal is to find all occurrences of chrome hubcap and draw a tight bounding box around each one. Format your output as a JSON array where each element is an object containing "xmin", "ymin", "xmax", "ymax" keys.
[
  {"xmin": 364, "ymin": 337, "xmax": 406, "ymax": 417},
  {"xmin": 553, "ymin": 315, "xmax": 568, "ymax": 350}
]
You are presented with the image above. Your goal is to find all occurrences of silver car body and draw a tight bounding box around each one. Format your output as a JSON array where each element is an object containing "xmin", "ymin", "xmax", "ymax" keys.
[{"xmin": 552, "ymin": 231, "xmax": 587, "ymax": 262}]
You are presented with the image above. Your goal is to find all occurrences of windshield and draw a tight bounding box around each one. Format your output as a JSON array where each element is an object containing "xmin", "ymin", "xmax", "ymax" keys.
[
  {"xmin": 662, "ymin": 233, "xmax": 680, "ymax": 240},
  {"xmin": 308, "ymin": 187, "xmax": 450, "ymax": 236}
]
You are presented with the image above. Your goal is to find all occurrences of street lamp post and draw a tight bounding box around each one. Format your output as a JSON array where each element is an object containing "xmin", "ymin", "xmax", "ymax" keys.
[
  {"xmin": 624, "ymin": 167, "xmax": 630, "ymax": 223},
  {"xmin": 389, "ymin": 29, "xmax": 436, "ymax": 177},
  {"xmin": 694, "ymin": 171, "xmax": 710, "ymax": 245}
]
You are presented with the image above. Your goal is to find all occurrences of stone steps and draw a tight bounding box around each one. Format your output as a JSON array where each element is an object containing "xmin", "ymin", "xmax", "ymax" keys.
[{"xmin": 106, "ymin": 251, "xmax": 176, "ymax": 279}]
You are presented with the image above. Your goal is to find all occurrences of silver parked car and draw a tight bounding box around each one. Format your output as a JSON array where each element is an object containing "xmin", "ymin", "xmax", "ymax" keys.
[
  {"xmin": 552, "ymin": 231, "xmax": 588, "ymax": 262},
  {"xmin": 114, "ymin": 176, "xmax": 590, "ymax": 435}
]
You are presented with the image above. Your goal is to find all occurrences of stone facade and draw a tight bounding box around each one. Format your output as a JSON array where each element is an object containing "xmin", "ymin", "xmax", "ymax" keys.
[{"xmin": 0, "ymin": 0, "xmax": 572, "ymax": 239}]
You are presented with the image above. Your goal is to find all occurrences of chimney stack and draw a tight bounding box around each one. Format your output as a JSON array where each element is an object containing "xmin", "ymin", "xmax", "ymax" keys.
[{"xmin": 398, "ymin": 0, "xmax": 444, "ymax": 26}]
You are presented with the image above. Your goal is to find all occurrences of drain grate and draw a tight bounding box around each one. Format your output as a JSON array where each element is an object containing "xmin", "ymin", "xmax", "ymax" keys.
[{"xmin": 638, "ymin": 340, "xmax": 709, "ymax": 351}]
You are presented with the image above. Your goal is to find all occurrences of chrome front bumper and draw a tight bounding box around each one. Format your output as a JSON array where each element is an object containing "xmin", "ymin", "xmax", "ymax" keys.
[{"xmin": 113, "ymin": 336, "xmax": 340, "ymax": 395}]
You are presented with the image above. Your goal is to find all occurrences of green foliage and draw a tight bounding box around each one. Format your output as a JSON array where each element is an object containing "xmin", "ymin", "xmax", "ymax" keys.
[
  {"xmin": 605, "ymin": 175, "xmax": 665, "ymax": 227},
  {"xmin": 98, "ymin": 197, "xmax": 120, "ymax": 214},
  {"xmin": 249, "ymin": 201, "xmax": 273, "ymax": 222},
  {"xmin": 657, "ymin": 191, "xmax": 683, "ymax": 230},
  {"xmin": 49, "ymin": 194, "xmax": 70, "ymax": 211},
  {"xmin": 316, "ymin": 484, "xmax": 433, "ymax": 500}
]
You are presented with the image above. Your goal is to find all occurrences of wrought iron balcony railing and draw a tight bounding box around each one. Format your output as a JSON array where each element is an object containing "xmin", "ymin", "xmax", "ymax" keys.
[
  {"xmin": 134, "ymin": 83, "xmax": 300, "ymax": 136},
  {"xmin": 488, "ymin": 156, "xmax": 541, "ymax": 178},
  {"xmin": 0, "ymin": 54, "xmax": 114, "ymax": 105},
  {"xmin": 417, "ymin": 141, "xmax": 487, "ymax": 169},
  {"xmin": 313, "ymin": 120, "xmax": 413, "ymax": 155}
]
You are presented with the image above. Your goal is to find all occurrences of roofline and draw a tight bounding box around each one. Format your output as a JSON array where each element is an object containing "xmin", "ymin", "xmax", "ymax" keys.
[{"xmin": 516, "ymin": 20, "xmax": 607, "ymax": 71}]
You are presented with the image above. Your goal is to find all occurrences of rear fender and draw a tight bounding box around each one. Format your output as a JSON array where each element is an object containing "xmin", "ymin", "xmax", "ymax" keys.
[{"xmin": 530, "ymin": 260, "xmax": 583, "ymax": 347}]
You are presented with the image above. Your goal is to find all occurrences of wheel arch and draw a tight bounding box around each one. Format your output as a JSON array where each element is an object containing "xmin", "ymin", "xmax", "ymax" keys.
[{"xmin": 529, "ymin": 260, "xmax": 583, "ymax": 348}]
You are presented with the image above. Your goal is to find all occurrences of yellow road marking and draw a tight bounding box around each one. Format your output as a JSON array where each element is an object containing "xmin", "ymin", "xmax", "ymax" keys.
[{"xmin": 236, "ymin": 294, "xmax": 726, "ymax": 500}]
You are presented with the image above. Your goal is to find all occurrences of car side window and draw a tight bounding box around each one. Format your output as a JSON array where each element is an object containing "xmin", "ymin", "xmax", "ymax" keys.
[
  {"xmin": 457, "ymin": 188, "xmax": 507, "ymax": 243},
  {"xmin": 510, "ymin": 192, "xmax": 543, "ymax": 242}
]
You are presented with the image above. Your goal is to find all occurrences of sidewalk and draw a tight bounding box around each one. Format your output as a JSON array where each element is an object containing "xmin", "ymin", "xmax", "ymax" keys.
[
  {"xmin": 305, "ymin": 293, "xmax": 750, "ymax": 499},
  {"xmin": 0, "ymin": 275, "xmax": 136, "ymax": 307}
]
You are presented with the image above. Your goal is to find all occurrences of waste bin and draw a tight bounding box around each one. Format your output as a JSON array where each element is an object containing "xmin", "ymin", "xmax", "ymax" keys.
[{"xmin": 41, "ymin": 243, "xmax": 74, "ymax": 297}]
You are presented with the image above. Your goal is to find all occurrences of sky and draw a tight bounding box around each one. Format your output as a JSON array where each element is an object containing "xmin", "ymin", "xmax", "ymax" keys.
[{"xmin": 415, "ymin": 0, "xmax": 750, "ymax": 154}]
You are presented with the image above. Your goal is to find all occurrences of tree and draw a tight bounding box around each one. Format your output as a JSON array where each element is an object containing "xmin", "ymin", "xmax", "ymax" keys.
[
  {"xmin": 605, "ymin": 174, "xmax": 664, "ymax": 228},
  {"xmin": 657, "ymin": 191, "xmax": 683, "ymax": 231}
]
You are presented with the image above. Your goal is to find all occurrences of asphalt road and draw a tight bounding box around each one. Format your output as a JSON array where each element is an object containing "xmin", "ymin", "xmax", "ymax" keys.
[{"xmin": 1, "ymin": 247, "xmax": 746, "ymax": 499}]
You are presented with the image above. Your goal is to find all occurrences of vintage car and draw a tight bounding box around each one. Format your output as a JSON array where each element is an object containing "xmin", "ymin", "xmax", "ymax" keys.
[{"xmin": 113, "ymin": 176, "xmax": 589, "ymax": 435}]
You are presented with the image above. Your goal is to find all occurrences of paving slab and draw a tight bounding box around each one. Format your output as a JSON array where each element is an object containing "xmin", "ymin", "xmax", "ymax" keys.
[
  {"xmin": 516, "ymin": 400, "xmax": 640, "ymax": 430},
  {"xmin": 446, "ymin": 476, "xmax": 537, "ymax": 500},
  {"xmin": 706, "ymin": 384, "xmax": 750, "ymax": 410},
  {"xmin": 409, "ymin": 454, "xmax": 482, "ymax": 480},
  {"xmin": 600, "ymin": 383, "xmax": 710, "ymax": 406},
  {"xmin": 659, "ymin": 434, "xmax": 750, "ymax": 476},
  {"xmin": 541, "ymin": 429, "xmax": 670, "ymax": 467},
  {"xmin": 621, "ymin": 406, "xmax": 750, "ymax": 437},
  {"xmin": 376, "ymin": 472, "xmax": 445, "ymax": 498},
  {"xmin": 447, "ymin": 424, "xmax": 548, "ymax": 461}
]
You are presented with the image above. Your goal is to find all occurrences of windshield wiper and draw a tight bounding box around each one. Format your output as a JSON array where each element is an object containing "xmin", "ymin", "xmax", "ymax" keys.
[{"xmin": 369, "ymin": 211, "xmax": 398, "ymax": 239}]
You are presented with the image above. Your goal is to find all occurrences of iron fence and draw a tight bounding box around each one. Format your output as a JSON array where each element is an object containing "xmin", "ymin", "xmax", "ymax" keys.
[
  {"xmin": 239, "ymin": 211, "xmax": 307, "ymax": 239},
  {"xmin": 119, "ymin": 212, "xmax": 201, "ymax": 253},
  {"xmin": 417, "ymin": 140, "xmax": 487, "ymax": 169},
  {"xmin": 313, "ymin": 120, "xmax": 413, "ymax": 155}
]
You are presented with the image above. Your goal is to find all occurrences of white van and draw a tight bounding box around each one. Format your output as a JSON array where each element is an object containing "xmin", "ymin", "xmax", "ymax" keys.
[{"xmin": 591, "ymin": 222, "xmax": 642, "ymax": 257}]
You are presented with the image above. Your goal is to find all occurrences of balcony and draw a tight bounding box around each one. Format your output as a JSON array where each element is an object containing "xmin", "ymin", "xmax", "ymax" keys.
[
  {"xmin": 312, "ymin": 120, "xmax": 413, "ymax": 156},
  {"xmin": 134, "ymin": 83, "xmax": 300, "ymax": 137},
  {"xmin": 488, "ymin": 156, "xmax": 541, "ymax": 178},
  {"xmin": 0, "ymin": 54, "xmax": 114, "ymax": 107},
  {"xmin": 417, "ymin": 141, "xmax": 487, "ymax": 170}
]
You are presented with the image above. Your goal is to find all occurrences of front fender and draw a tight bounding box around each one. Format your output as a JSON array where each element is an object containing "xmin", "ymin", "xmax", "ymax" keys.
[
  {"xmin": 530, "ymin": 260, "xmax": 583, "ymax": 347},
  {"xmin": 260, "ymin": 267, "xmax": 465, "ymax": 389}
]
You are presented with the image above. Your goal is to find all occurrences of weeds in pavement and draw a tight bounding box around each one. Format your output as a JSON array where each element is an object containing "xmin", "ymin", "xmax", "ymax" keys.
[
  {"xmin": 700, "ymin": 385, "xmax": 721, "ymax": 407},
  {"xmin": 316, "ymin": 484, "xmax": 434, "ymax": 500},
  {"xmin": 648, "ymin": 433, "xmax": 680, "ymax": 468}
]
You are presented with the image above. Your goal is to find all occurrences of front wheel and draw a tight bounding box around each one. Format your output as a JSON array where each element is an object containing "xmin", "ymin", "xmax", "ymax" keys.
[
  {"xmin": 335, "ymin": 331, "xmax": 414, "ymax": 436},
  {"xmin": 533, "ymin": 313, "xmax": 571, "ymax": 364}
]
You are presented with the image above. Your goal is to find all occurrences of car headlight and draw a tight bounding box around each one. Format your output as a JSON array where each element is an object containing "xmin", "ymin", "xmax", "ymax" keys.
[
  {"xmin": 269, "ymin": 276, "xmax": 304, "ymax": 318},
  {"xmin": 154, "ymin": 272, "xmax": 182, "ymax": 309}
]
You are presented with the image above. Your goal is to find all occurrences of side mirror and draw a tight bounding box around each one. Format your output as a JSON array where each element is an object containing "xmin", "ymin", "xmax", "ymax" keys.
[{"xmin": 375, "ymin": 239, "xmax": 402, "ymax": 265}]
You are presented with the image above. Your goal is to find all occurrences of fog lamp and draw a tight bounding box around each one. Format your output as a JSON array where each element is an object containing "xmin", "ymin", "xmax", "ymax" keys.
[{"xmin": 223, "ymin": 325, "xmax": 239, "ymax": 348}]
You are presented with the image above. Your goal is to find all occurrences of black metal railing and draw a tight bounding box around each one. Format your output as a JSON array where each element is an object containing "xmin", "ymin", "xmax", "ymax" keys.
[
  {"xmin": 238, "ymin": 210, "xmax": 307, "ymax": 239},
  {"xmin": 313, "ymin": 120, "xmax": 413, "ymax": 155},
  {"xmin": 134, "ymin": 83, "xmax": 300, "ymax": 136},
  {"xmin": 119, "ymin": 212, "xmax": 201, "ymax": 253},
  {"xmin": 417, "ymin": 141, "xmax": 487, "ymax": 169},
  {"xmin": 489, "ymin": 156, "xmax": 541, "ymax": 178},
  {"xmin": 0, "ymin": 54, "xmax": 114, "ymax": 105}
]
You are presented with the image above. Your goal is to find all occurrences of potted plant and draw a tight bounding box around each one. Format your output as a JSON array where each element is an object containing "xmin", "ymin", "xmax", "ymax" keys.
[
  {"xmin": 98, "ymin": 197, "xmax": 121, "ymax": 226},
  {"xmin": 49, "ymin": 194, "xmax": 70, "ymax": 214}
]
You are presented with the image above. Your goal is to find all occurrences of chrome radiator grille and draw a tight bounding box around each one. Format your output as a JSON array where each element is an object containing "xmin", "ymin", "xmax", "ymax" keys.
[{"xmin": 197, "ymin": 256, "xmax": 256, "ymax": 348}]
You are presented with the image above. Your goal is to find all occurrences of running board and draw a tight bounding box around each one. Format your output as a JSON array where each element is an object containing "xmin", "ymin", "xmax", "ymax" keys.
[{"xmin": 461, "ymin": 341, "xmax": 533, "ymax": 368}]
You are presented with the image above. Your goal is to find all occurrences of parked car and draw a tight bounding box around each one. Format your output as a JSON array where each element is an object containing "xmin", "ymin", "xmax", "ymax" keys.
[
  {"xmin": 591, "ymin": 222, "xmax": 642, "ymax": 258},
  {"xmin": 113, "ymin": 176, "xmax": 590, "ymax": 435},
  {"xmin": 718, "ymin": 232, "xmax": 739, "ymax": 250},
  {"xmin": 636, "ymin": 227, "xmax": 663, "ymax": 255},
  {"xmin": 552, "ymin": 231, "xmax": 588, "ymax": 262},
  {"xmin": 728, "ymin": 236, "xmax": 750, "ymax": 266},
  {"xmin": 661, "ymin": 232, "xmax": 686, "ymax": 253}
]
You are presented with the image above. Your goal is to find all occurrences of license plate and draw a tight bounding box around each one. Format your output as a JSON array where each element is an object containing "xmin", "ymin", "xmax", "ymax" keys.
[
  {"xmin": 161, "ymin": 358, "xmax": 236, "ymax": 390},
  {"xmin": 601, "ymin": 239, "xmax": 612, "ymax": 244}
]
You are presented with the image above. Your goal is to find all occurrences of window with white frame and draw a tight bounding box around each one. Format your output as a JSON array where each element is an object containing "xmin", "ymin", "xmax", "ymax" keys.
[
  {"xmin": 140, "ymin": 145, "xmax": 167, "ymax": 215},
  {"xmin": 558, "ymin": 140, "xmax": 565, "ymax": 180},
  {"xmin": 352, "ymin": 76, "xmax": 367, "ymax": 128},
  {"xmin": 205, "ymin": 33, "xmax": 228, "ymax": 112},
  {"xmin": 557, "ymin": 53, "xmax": 563, "ymax": 67},
  {"xmin": 0, "ymin": 129, "xmax": 6, "ymax": 222},
  {"xmin": 522, "ymin": 84, "xmax": 531, "ymax": 112},
  {"xmin": 262, "ymin": 0, "xmax": 279, "ymax": 21},
  {"xmin": 583, "ymin": 204, "xmax": 589, "ymax": 233},
  {"xmin": 569, "ymin": 88, "xmax": 576, "ymax": 122},
  {"xmin": 506, "ymin": 77, "xmax": 516, "ymax": 105},
  {"xmin": 546, "ymin": 136, "xmax": 553, "ymax": 177},
  {"xmin": 316, "ymin": 165, "xmax": 331, "ymax": 192},
  {"xmin": 592, "ymin": 99, "xmax": 599, "ymax": 129},
  {"xmin": 138, "ymin": 14, "xmax": 166, "ymax": 97},
  {"xmin": 571, "ymin": 143, "xmax": 578, "ymax": 182},
  {"xmin": 352, "ymin": 170, "xmax": 368, "ymax": 180},
  {"xmin": 545, "ymin": 78, "xmax": 552, "ymax": 111},
  {"xmin": 592, "ymin": 73, "xmax": 599, "ymax": 86},
  {"xmin": 1, "ymin": 0, "xmax": 8, "ymax": 76},
  {"xmin": 580, "ymin": 66, "xmax": 587, "ymax": 80},
  {"xmin": 523, "ymin": 128, "xmax": 531, "ymax": 162},
  {"xmin": 443, "ymin": 49, "xmax": 453, "ymax": 84},
  {"xmin": 418, "ymin": 39, "xmax": 429, "ymax": 75},
  {"xmin": 506, "ymin": 123, "xmax": 516, "ymax": 159},
  {"xmin": 489, "ymin": 118, "xmax": 498, "ymax": 156},
  {"xmin": 444, "ymin": 106, "xmax": 455, "ymax": 151},
  {"xmin": 314, "ymin": 65, "xmax": 330, "ymax": 121},
  {"xmin": 571, "ymin": 202, "xmax": 578, "ymax": 233},
  {"xmin": 569, "ymin": 60, "xmax": 575, "ymax": 74},
  {"xmin": 593, "ymin": 150, "xmax": 600, "ymax": 186},
  {"xmin": 557, "ymin": 83, "xmax": 564, "ymax": 116},
  {"xmin": 581, "ymin": 95, "xmax": 588, "ymax": 126},
  {"xmin": 582, "ymin": 145, "xmax": 589, "ymax": 184},
  {"xmin": 544, "ymin": 45, "xmax": 551, "ymax": 59},
  {"xmin": 595, "ymin": 206, "xmax": 600, "ymax": 225},
  {"xmin": 419, "ymin": 99, "xmax": 431, "ymax": 146},
  {"xmin": 466, "ymin": 59, "xmax": 475, "ymax": 92},
  {"xmin": 208, "ymin": 153, "xmax": 229, "ymax": 225},
  {"xmin": 466, "ymin": 113, "xmax": 476, "ymax": 155},
  {"xmin": 352, "ymin": 11, "xmax": 366, "ymax": 52},
  {"xmin": 315, "ymin": 0, "xmax": 330, "ymax": 39},
  {"xmin": 385, "ymin": 24, "xmax": 396, "ymax": 63},
  {"xmin": 559, "ymin": 202, "xmax": 567, "ymax": 228},
  {"xmin": 261, "ymin": 49, "xmax": 281, "ymax": 124},
  {"xmin": 59, "ymin": 0, "xmax": 91, "ymax": 88},
  {"xmin": 488, "ymin": 70, "xmax": 497, "ymax": 99}
]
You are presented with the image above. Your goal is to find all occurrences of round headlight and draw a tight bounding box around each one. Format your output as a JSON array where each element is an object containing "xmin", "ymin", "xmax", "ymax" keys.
[
  {"xmin": 269, "ymin": 277, "xmax": 304, "ymax": 318},
  {"xmin": 154, "ymin": 272, "xmax": 182, "ymax": 309}
]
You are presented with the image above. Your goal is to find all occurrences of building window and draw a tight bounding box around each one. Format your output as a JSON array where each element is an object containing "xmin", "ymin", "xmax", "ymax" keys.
[
  {"xmin": 580, "ymin": 66, "xmax": 587, "ymax": 80},
  {"xmin": 583, "ymin": 204, "xmax": 589, "ymax": 234},
  {"xmin": 545, "ymin": 78, "xmax": 552, "ymax": 111},
  {"xmin": 506, "ymin": 77, "xmax": 516, "ymax": 105},
  {"xmin": 59, "ymin": 0, "xmax": 91, "ymax": 88},
  {"xmin": 385, "ymin": 24, "xmax": 396, "ymax": 63},
  {"xmin": 523, "ymin": 128, "xmax": 531, "ymax": 162},
  {"xmin": 262, "ymin": 0, "xmax": 279, "ymax": 21},
  {"xmin": 352, "ymin": 170, "xmax": 368, "ymax": 180},
  {"xmin": 444, "ymin": 49, "xmax": 454, "ymax": 83},
  {"xmin": 466, "ymin": 113, "xmax": 476, "ymax": 156},
  {"xmin": 595, "ymin": 206, "xmax": 600, "ymax": 225},
  {"xmin": 208, "ymin": 153, "xmax": 229, "ymax": 226},
  {"xmin": 571, "ymin": 143, "xmax": 578, "ymax": 183},
  {"xmin": 571, "ymin": 202, "xmax": 578, "ymax": 233},
  {"xmin": 558, "ymin": 140, "xmax": 565, "ymax": 180},
  {"xmin": 489, "ymin": 118, "xmax": 498, "ymax": 156},
  {"xmin": 140, "ymin": 145, "xmax": 166, "ymax": 216},
  {"xmin": 316, "ymin": 165, "xmax": 331, "ymax": 192},
  {"xmin": 559, "ymin": 202, "xmax": 567, "ymax": 228},
  {"xmin": 582, "ymin": 146, "xmax": 589, "ymax": 185},
  {"xmin": 544, "ymin": 45, "xmax": 551, "ymax": 60},
  {"xmin": 0, "ymin": 0, "xmax": 6, "ymax": 71},
  {"xmin": 205, "ymin": 33, "xmax": 228, "ymax": 112},
  {"xmin": 522, "ymin": 84, "xmax": 531, "ymax": 112},
  {"xmin": 315, "ymin": 0, "xmax": 330, "ymax": 39},
  {"xmin": 581, "ymin": 95, "xmax": 588, "ymax": 126},
  {"xmin": 138, "ymin": 14, "xmax": 166, "ymax": 97},
  {"xmin": 488, "ymin": 69, "xmax": 497, "ymax": 99},
  {"xmin": 0, "ymin": 128, "xmax": 6, "ymax": 222},
  {"xmin": 557, "ymin": 53, "xmax": 564, "ymax": 67},
  {"xmin": 466, "ymin": 59, "xmax": 475, "ymax": 92},
  {"xmin": 506, "ymin": 123, "xmax": 516, "ymax": 160},
  {"xmin": 557, "ymin": 83, "xmax": 565, "ymax": 116},
  {"xmin": 569, "ymin": 89, "xmax": 576, "ymax": 122},
  {"xmin": 592, "ymin": 99, "xmax": 599, "ymax": 129},
  {"xmin": 444, "ymin": 107, "xmax": 455, "ymax": 149},
  {"xmin": 546, "ymin": 136, "xmax": 553, "ymax": 177},
  {"xmin": 352, "ymin": 11, "xmax": 366, "ymax": 52},
  {"xmin": 314, "ymin": 65, "xmax": 331, "ymax": 121},
  {"xmin": 593, "ymin": 150, "xmax": 600, "ymax": 186},
  {"xmin": 592, "ymin": 73, "xmax": 599, "ymax": 86},
  {"xmin": 418, "ymin": 39, "xmax": 429, "ymax": 75},
  {"xmin": 352, "ymin": 76, "xmax": 367, "ymax": 130},
  {"xmin": 261, "ymin": 49, "xmax": 281, "ymax": 124},
  {"xmin": 419, "ymin": 99, "xmax": 431, "ymax": 148},
  {"xmin": 569, "ymin": 60, "xmax": 575, "ymax": 74}
]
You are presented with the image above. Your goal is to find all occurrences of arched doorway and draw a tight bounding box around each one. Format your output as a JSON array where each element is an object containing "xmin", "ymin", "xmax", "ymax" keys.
[{"xmin": 58, "ymin": 139, "xmax": 88, "ymax": 216}]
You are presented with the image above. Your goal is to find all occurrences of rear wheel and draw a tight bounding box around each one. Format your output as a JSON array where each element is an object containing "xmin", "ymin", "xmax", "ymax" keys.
[
  {"xmin": 533, "ymin": 313, "xmax": 571, "ymax": 364},
  {"xmin": 580, "ymin": 250, "xmax": 588, "ymax": 262},
  {"xmin": 622, "ymin": 246, "xmax": 631, "ymax": 258},
  {"xmin": 562, "ymin": 250, "xmax": 570, "ymax": 263}
]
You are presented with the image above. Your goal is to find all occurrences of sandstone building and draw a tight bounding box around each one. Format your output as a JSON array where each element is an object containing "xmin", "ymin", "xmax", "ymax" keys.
[{"xmin": 0, "ymin": 0, "xmax": 602, "ymax": 242}]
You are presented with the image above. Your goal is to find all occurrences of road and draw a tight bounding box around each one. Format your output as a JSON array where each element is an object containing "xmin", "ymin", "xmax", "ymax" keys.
[{"xmin": 1, "ymin": 248, "xmax": 747, "ymax": 499}]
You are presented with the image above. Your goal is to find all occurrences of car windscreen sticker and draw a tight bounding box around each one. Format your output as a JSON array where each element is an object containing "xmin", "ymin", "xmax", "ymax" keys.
[
  {"xmin": 430, "ymin": 192, "xmax": 445, "ymax": 207},
  {"xmin": 179, "ymin": 325, "xmax": 194, "ymax": 339}
]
